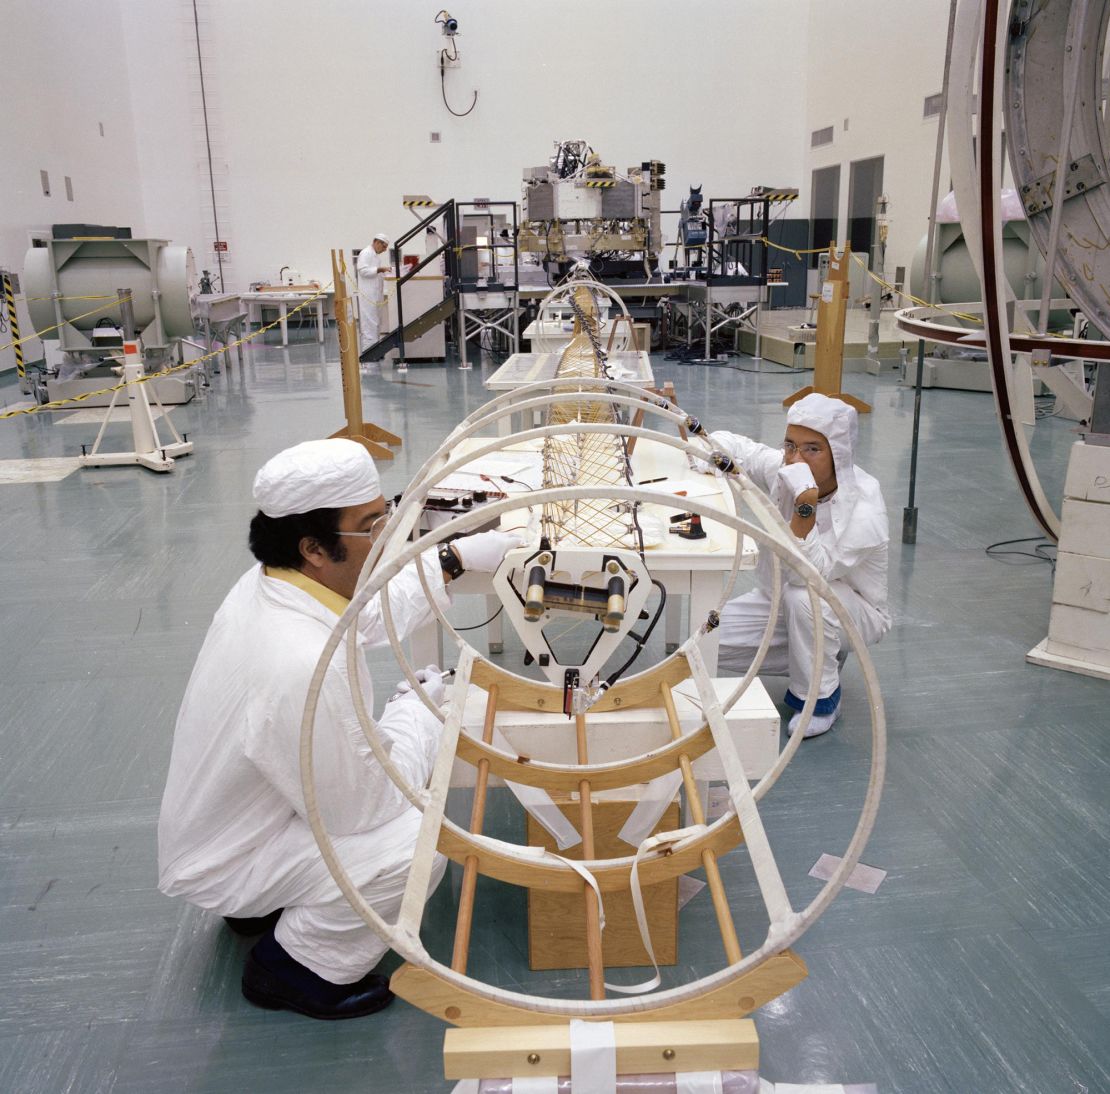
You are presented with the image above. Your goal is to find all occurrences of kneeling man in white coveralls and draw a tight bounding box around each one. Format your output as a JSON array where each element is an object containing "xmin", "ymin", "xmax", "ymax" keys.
[
  {"xmin": 158, "ymin": 438, "xmax": 519, "ymax": 1019},
  {"xmin": 706, "ymin": 392, "xmax": 891, "ymax": 738}
]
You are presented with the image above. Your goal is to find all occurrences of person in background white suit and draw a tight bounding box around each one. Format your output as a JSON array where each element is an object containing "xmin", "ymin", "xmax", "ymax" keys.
[
  {"xmin": 157, "ymin": 438, "xmax": 520, "ymax": 1019},
  {"xmin": 706, "ymin": 393, "xmax": 891, "ymax": 738},
  {"xmin": 356, "ymin": 233, "xmax": 391, "ymax": 349}
]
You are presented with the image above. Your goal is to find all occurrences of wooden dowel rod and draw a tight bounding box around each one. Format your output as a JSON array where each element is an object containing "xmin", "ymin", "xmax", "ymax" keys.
[
  {"xmin": 575, "ymin": 712, "xmax": 606, "ymax": 1000},
  {"xmin": 450, "ymin": 684, "xmax": 499, "ymax": 974},
  {"xmin": 660, "ymin": 683, "xmax": 742, "ymax": 965}
]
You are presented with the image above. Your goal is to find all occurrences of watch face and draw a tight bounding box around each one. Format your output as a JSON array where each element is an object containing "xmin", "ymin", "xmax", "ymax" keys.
[{"xmin": 795, "ymin": 502, "xmax": 815, "ymax": 519}]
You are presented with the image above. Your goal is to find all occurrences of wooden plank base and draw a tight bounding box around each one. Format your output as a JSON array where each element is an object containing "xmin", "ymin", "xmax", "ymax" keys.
[{"xmin": 443, "ymin": 1017, "xmax": 758, "ymax": 1080}]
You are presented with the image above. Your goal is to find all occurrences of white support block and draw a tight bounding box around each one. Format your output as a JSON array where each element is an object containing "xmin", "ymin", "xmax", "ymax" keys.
[
  {"xmin": 1057, "ymin": 499, "xmax": 1110, "ymax": 561},
  {"xmin": 1027, "ymin": 637, "xmax": 1110, "ymax": 681},
  {"xmin": 449, "ymin": 677, "xmax": 780, "ymax": 788},
  {"xmin": 1029, "ymin": 440, "xmax": 1110, "ymax": 678},
  {"xmin": 1045, "ymin": 602, "xmax": 1110, "ymax": 657},
  {"xmin": 1051, "ymin": 552, "xmax": 1110, "ymax": 614},
  {"xmin": 1063, "ymin": 440, "xmax": 1110, "ymax": 503}
]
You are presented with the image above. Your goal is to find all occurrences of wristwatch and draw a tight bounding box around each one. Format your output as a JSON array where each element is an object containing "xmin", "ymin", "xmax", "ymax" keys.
[
  {"xmin": 794, "ymin": 501, "xmax": 816, "ymax": 519},
  {"xmin": 438, "ymin": 543, "xmax": 465, "ymax": 580}
]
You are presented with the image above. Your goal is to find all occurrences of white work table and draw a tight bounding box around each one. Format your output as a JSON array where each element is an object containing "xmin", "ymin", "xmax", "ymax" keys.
[
  {"xmin": 241, "ymin": 290, "xmax": 329, "ymax": 345},
  {"xmin": 484, "ymin": 352, "xmax": 654, "ymax": 436},
  {"xmin": 407, "ymin": 433, "xmax": 756, "ymax": 676}
]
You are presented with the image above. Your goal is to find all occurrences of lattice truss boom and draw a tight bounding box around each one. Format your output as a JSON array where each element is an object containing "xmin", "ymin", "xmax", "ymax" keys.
[{"xmin": 541, "ymin": 285, "xmax": 638, "ymax": 548}]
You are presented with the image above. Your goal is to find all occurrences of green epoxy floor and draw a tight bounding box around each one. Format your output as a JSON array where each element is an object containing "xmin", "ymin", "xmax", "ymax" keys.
[{"xmin": 1, "ymin": 334, "xmax": 1108, "ymax": 1094}]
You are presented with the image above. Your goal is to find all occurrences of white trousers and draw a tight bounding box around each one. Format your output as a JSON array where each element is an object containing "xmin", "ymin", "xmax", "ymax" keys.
[
  {"xmin": 232, "ymin": 805, "xmax": 445, "ymax": 984},
  {"xmin": 718, "ymin": 582, "xmax": 885, "ymax": 701},
  {"xmin": 359, "ymin": 294, "xmax": 383, "ymax": 349}
]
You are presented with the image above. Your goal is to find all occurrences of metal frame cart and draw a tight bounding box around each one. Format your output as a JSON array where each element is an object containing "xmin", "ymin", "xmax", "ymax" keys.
[{"xmin": 455, "ymin": 201, "xmax": 520, "ymax": 371}]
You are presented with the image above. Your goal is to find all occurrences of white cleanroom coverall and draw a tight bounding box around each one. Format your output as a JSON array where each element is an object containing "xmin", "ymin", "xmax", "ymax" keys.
[
  {"xmin": 356, "ymin": 245, "xmax": 390, "ymax": 349},
  {"xmin": 708, "ymin": 397, "xmax": 891, "ymax": 709},
  {"xmin": 158, "ymin": 556, "xmax": 451, "ymax": 983}
]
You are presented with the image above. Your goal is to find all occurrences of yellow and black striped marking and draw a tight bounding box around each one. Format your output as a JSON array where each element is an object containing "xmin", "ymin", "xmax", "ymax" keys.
[
  {"xmin": 2, "ymin": 275, "xmax": 25, "ymax": 381},
  {"xmin": 582, "ymin": 180, "xmax": 616, "ymax": 189},
  {"xmin": 403, "ymin": 199, "xmax": 438, "ymax": 207}
]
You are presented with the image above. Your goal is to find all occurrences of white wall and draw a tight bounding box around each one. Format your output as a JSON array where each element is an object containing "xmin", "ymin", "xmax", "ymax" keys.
[
  {"xmin": 119, "ymin": 0, "xmax": 811, "ymax": 289},
  {"xmin": 802, "ymin": 0, "xmax": 954, "ymax": 283},
  {"xmin": 0, "ymin": 0, "xmax": 145, "ymax": 371},
  {"xmin": 4, "ymin": 0, "xmax": 964, "ymax": 348}
]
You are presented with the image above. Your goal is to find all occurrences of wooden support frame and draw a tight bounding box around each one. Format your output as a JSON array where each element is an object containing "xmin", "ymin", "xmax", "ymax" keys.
[
  {"xmin": 783, "ymin": 242, "xmax": 871, "ymax": 414},
  {"xmin": 660, "ymin": 680, "xmax": 742, "ymax": 964},
  {"xmin": 391, "ymin": 949, "xmax": 808, "ymax": 1027},
  {"xmin": 296, "ymin": 376, "xmax": 886, "ymax": 1031},
  {"xmin": 329, "ymin": 248, "xmax": 403, "ymax": 458},
  {"xmin": 443, "ymin": 1018, "xmax": 759, "ymax": 1080},
  {"xmin": 451, "ymin": 683, "xmax": 499, "ymax": 973},
  {"xmin": 574, "ymin": 711, "xmax": 606, "ymax": 998}
]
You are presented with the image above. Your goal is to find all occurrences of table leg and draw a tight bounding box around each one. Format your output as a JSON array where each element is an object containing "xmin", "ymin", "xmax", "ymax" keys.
[
  {"xmin": 486, "ymin": 594, "xmax": 503, "ymax": 654},
  {"xmin": 665, "ymin": 592, "xmax": 681, "ymax": 654},
  {"xmin": 280, "ymin": 304, "xmax": 289, "ymax": 346},
  {"xmin": 316, "ymin": 300, "xmax": 324, "ymax": 343},
  {"xmin": 409, "ymin": 619, "xmax": 443, "ymax": 671}
]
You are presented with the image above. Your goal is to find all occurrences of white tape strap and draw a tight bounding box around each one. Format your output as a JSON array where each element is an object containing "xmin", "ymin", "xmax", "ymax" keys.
[
  {"xmin": 494, "ymin": 727, "xmax": 582, "ymax": 850},
  {"xmin": 618, "ymin": 825, "xmax": 707, "ymax": 995},
  {"xmin": 687, "ymin": 643, "xmax": 794, "ymax": 928},
  {"xmin": 548, "ymin": 852, "xmax": 608, "ymax": 934},
  {"xmin": 677, "ymin": 1072, "xmax": 725, "ymax": 1094},
  {"xmin": 511, "ymin": 1077, "xmax": 559, "ymax": 1093},
  {"xmin": 548, "ymin": 825, "xmax": 705, "ymax": 997},
  {"xmin": 617, "ymin": 768, "xmax": 683, "ymax": 847},
  {"xmin": 569, "ymin": 1019, "xmax": 616, "ymax": 1094}
]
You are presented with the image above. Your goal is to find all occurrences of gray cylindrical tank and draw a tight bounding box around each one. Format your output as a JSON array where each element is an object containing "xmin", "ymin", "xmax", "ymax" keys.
[
  {"xmin": 909, "ymin": 222, "xmax": 1068, "ymax": 326},
  {"xmin": 24, "ymin": 238, "xmax": 197, "ymax": 350}
]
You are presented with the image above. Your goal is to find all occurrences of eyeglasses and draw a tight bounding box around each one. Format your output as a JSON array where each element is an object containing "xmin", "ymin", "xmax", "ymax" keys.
[
  {"xmin": 336, "ymin": 510, "xmax": 392, "ymax": 541},
  {"xmin": 783, "ymin": 440, "xmax": 825, "ymax": 458}
]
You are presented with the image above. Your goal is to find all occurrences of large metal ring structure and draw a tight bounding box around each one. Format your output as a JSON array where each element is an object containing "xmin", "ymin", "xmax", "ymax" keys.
[
  {"xmin": 530, "ymin": 275, "xmax": 634, "ymax": 354},
  {"xmin": 296, "ymin": 375, "xmax": 886, "ymax": 1027},
  {"xmin": 897, "ymin": 0, "xmax": 1110, "ymax": 539},
  {"xmin": 1006, "ymin": 0, "xmax": 1110, "ymax": 342}
]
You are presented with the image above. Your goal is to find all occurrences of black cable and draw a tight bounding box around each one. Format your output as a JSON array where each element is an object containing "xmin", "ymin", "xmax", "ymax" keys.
[
  {"xmin": 984, "ymin": 535, "xmax": 1058, "ymax": 569},
  {"xmin": 455, "ymin": 605, "xmax": 504, "ymax": 631},
  {"xmin": 192, "ymin": 0, "xmax": 224, "ymax": 293},
  {"xmin": 480, "ymin": 473, "xmax": 534, "ymax": 492},
  {"xmin": 440, "ymin": 51, "xmax": 478, "ymax": 117},
  {"xmin": 603, "ymin": 578, "xmax": 667, "ymax": 689},
  {"xmin": 663, "ymin": 347, "xmax": 803, "ymax": 373}
]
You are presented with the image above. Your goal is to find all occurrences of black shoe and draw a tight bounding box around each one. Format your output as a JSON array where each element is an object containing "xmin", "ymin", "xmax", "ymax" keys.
[
  {"xmin": 224, "ymin": 909, "xmax": 284, "ymax": 936},
  {"xmin": 241, "ymin": 930, "xmax": 394, "ymax": 1020}
]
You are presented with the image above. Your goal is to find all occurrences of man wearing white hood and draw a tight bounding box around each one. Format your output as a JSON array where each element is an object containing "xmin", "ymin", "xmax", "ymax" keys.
[
  {"xmin": 707, "ymin": 393, "xmax": 891, "ymax": 738},
  {"xmin": 356, "ymin": 233, "xmax": 391, "ymax": 349},
  {"xmin": 158, "ymin": 439, "xmax": 519, "ymax": 1019}
]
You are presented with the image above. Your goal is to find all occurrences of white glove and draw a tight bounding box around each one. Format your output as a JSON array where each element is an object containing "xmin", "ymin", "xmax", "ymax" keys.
[
  {"xmin": 393, "ymin": 663, "xmax": 446, "ymax": 705},
  {"xmin": 451, "ymin": 530, "xmax": 524, "ymax": 573},
  {"xmin": 777, "ymin": 461, "xmax": 818, "ymax": 501}
]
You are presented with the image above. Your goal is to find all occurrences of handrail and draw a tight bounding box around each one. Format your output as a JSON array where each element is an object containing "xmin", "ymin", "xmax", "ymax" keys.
[{"xmin": 391, "ymin": 200, "xmax": 458, "ymax": 369}]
